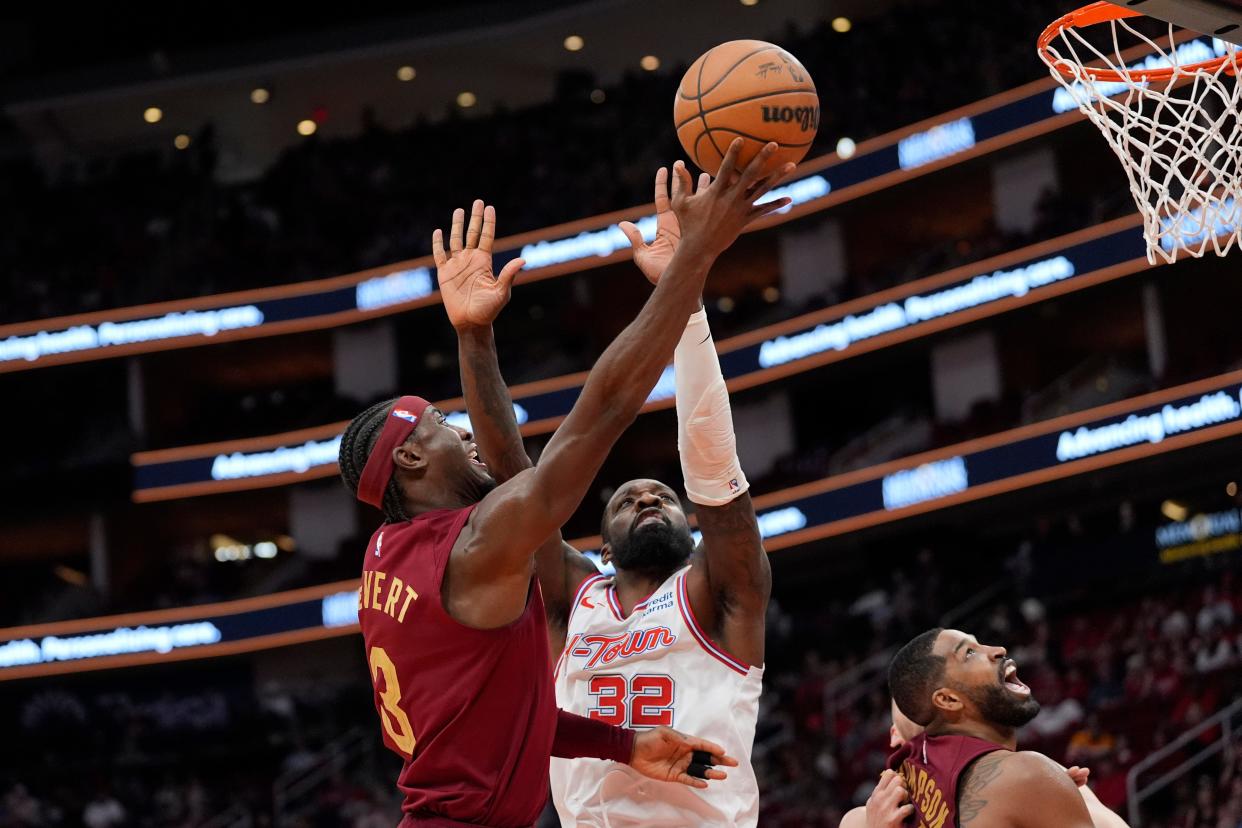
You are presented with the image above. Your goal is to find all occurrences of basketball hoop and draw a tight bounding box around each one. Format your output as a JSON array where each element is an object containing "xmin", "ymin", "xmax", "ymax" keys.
[{"xmin": 1038, "ymin": 2, "xmax": 1242, "ymax": 264}]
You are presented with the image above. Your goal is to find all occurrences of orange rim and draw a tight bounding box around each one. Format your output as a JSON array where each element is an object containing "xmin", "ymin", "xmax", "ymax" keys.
[{"xmin": 1038, "ymin": 1, "xmax": 1239, "ymax": 82}]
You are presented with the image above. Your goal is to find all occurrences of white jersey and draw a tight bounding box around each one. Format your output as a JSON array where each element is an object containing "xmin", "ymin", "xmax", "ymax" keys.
[{"xmin": 549, "ymin": 565, "xmax": 763, "ymax": 827}]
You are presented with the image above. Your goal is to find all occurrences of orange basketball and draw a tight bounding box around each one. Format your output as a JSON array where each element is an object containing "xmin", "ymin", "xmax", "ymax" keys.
[{"xmin": 674, "ymin": 40, "xmax": 819, "ymax": 176}]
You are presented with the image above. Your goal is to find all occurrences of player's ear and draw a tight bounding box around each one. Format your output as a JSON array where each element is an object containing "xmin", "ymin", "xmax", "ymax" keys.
[
  {"xmin": 600, "ymin": 543, "xmax": 612, "ymax": 565},
  {"xmin": 393, "ymin": 441, "xmax": 427, "ymax": 473},
  {"xmin": 931, "ymin": 686, "xmax": 963, "ymax": 716}
]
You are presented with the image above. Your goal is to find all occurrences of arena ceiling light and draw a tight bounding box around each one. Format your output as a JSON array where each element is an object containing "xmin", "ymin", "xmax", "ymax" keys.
[
  {"xmin": 296, "ymin": 119, "xmax": 317, "ymax": 136},
  {"xmin": 740, "ymin": 0, "xmax": 759, "ymax": 6},
  {"xmin": 563, "ymin": 35, "xmax": 584, "ymax": 52},
  {"xmin": 396, "ymin": 66, "xmax": 416, "ymax": 82},
  {"xmin": 143, "ymin": 106, "xmax": 163, "ymax": 124},
  {"xmin": 174, "ymin": 134, "xmax": 191, "ymax": 150},
  {"xmin": 250, "ymin": 87, "xmax": 271, "ymax": 104},
  {"xmin": 456, "ymin": 91, "xmax": 477, "ymax": 108},
  {"xmin": 1161, "ymin": 500, "xmax": 1190, "ymax": 522},
  {"xmin": 832, "ymin": 17, "xmax": 852, "ymax": 33},
  {"xmin": 836, "ymin": 137, "xmax": 856, "ymax": 159},
  {"xmin": 640, "ymin": 55, "xmax": 660, "ymax": 71}
]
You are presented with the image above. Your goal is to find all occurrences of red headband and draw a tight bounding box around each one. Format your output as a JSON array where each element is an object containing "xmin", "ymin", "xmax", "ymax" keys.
[{"xmin": 357, "ymin": 395, "xmax": 432, "ymax": 509}]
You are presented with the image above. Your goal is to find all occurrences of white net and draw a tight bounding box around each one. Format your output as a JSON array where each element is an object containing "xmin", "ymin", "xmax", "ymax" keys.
[{"xmin": 1039, "ymin": 13, "xmax": 1242, "ymax": 264}]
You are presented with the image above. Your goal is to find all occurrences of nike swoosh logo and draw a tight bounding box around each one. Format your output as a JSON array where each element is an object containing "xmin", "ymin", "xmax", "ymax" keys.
[{"xmin": 581, "ymin": 596, "xmax": 595, "ymax": 609}]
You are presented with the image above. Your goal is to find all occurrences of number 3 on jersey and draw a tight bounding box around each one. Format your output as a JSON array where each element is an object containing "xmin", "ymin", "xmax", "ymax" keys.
[
  {"xmin": 369, "ymin": 645, "xmax": 416, "ymax": 756},
  {"xmin": 587, "ymin": 674, "xmax": 674, "ymax": 727}
]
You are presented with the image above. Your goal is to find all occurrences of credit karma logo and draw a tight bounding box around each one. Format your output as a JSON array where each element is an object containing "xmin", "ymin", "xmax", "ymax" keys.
[
  {"xmin": 897, "ymin": 118, "xmax": 976, "ymax": 171},
  {"xmin": 211, "ymin": 435, "xmax": 343, "ymax": 481},
  {"xmin": 520, "ymin": 176, "xmax": 831, "ymax": 269},
  {"xmin": 758, "ymin": 256, "xmax": 1075, "ymax": 369},
  {"xmin": 882, "ymin": 457, "xmax": 969, "ymax": 510},
  {"xmin": 1055, "ymin": 390, "xmax": 1242, "ymax": 462},
  {"xmin": 0, "ymin": 306, "xmax": 265, "ymax": 364},
  {"xmin": 355, "ymin": 267, "xmax": 434, "ymax": 311},
  {"xmin": 0, "ymin": 623, "xmax": 222, "ymax": 669}
]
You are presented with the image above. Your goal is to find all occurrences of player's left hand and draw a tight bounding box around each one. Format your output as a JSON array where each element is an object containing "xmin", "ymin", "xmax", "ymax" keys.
[
  {"xmin": 618, "ymin": 167, "xmax": 711, "ymax": 285},
  {"xmin": 865, "ymin": 770, "xmax": 914, "ymax": 828},
  {"xmin": 628, "ymin": 726, "xmax": 738, "ymax": 789},
  {"xmin": 1066, "ymin": 766, "xmax": 1091, "ymax": 787},
  {"xmin": 433, "ymin": 199, "xmax": 526, "ymax": 330}
]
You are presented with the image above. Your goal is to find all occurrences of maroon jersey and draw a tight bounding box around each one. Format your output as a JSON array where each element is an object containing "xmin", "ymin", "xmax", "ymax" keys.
[
  {"xmin": 358, "ymin": 505, "xmax": 556, "ymax": 827},
  {"xmin": 888, "ymin": 732, "xmax": 1003, "ymax": 828}
]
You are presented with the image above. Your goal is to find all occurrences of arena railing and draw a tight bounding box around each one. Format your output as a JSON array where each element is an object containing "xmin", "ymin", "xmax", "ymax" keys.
[
  {"xmin": 272, "ymin": 726, "xmax": 371, "ymax": 827},
  {"xmin": 2, "ymin": 27, "xmax": 1220, "ymax": 375},
  {"xmin": 131, "ymin": 214, "xmax": 1152, "ymax": 503},
  {"xmin": 7, "ymin": 368, "xmax": 1242, "ymax": 681},
  {"xmin": 1126, "ymin": 697, "xmax": 1242, "ymax": 827}
]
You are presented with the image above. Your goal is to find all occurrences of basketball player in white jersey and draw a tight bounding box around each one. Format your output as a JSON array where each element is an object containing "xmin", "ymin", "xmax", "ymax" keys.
[{"xmin": 448, "ymin": 163, "xmax": 777, "ymax": 826}]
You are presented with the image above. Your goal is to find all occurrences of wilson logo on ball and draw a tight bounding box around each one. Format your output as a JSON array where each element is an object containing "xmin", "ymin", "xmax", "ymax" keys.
[
  {"xmin": 674, "ymin": 39, "xmax": 820, "ymax": 175},
  {"xmin": 761, "ymin": 105, "xmax": 820, "ymax": 132}
]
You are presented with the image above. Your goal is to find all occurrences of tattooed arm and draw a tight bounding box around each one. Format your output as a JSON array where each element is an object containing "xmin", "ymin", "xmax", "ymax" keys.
[{"xmin": 958, "ymin": 752, "xmax": 1094, "ymax": 828}]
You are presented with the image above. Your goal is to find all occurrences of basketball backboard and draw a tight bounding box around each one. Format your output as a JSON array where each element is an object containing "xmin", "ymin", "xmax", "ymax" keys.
[{"xmin": 1105, "ymin": 0, "xmax": 1242, "ymax": 45}]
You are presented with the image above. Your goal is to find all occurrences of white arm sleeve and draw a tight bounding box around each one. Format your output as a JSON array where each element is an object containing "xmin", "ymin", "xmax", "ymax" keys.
[{"xmin": 674, "ymin": 308, "xmax": 749, "ymax": 506}]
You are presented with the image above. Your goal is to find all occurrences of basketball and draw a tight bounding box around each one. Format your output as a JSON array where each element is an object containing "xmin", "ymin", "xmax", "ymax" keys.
[{"xmin": 674, "ymin": 40, "xmax": 819, "ymax": 176}]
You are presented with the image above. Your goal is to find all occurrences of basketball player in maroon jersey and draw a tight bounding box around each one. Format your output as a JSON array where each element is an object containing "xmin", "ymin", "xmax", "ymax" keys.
[
  {"xmin": 842, "ymin": 700, "xmax": 1125, "ymax": 828},
  {"xmin": 885, "ymin": 628, "xmax": 1107, "ymax": 828},
  {"xmin": 338, "ymin": 140, "xmax": 793, "ymax": 827}
]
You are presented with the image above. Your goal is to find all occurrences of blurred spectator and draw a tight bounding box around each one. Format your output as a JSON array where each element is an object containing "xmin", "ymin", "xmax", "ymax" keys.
[
  {"xmin": 1066, "ymin": 713, "xmax": 1116, "ymax": 765},
  {"xmin": 82, "ymin": 788, "xmax": 125, "ymax": 828}
]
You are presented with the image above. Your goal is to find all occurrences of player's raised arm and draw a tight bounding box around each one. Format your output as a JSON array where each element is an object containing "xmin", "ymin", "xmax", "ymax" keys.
[
  {"xmin": 449, "ymin": 140, "xmax": 795, "ymax": 626},
  {"xmin": 436, "ymin": 199, "xmax": 530, "ymax": 484},
  {"xmin": 622, "ymin": 165, "xmax": 772, "ymax": 668},
  {"xmin": 437, "ymin": 199, "xmax": 599, "ymax": 637}
]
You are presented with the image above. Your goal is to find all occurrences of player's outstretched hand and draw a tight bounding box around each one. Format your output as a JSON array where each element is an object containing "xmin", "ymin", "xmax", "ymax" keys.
[
  {"xmin": 618, "ymin": 167, "xmax": 710, "ymax": 285},
  {"xmin": 865, "ymin": 770, "xmax": 914, "ymax": 828},
  {"xmin": 433, "ymin": 199, "xmax": 526, "ymax": 331},
  {"xmin": 668, "ymin": 138, "xmax": 796, "ymax": 262},
  {"xmin": 1066, "ymin": 765, "xmax": 1091, "ymax": 787},
  {"xmin": 628, "ymin": 726, "xmax": 738, "ymax": 789}
]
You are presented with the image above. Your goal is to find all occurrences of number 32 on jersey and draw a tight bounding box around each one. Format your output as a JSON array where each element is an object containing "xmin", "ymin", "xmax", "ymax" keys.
[{"xmin": 587, "ymin": 674, "xmax": 675, "ymax": 727}]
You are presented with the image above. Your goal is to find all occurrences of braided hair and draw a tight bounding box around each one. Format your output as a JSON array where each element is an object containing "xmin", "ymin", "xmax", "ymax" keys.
[{"xmin": 338, "ymin": 398, "xmax": 412, "ymax": 523}]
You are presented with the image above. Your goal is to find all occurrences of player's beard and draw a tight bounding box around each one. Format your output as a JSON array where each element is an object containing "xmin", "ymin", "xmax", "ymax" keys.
[
  {"xmin": 963, "ymin": 682, "xmax": 1041, "ymax": 729},
  {"xmin": 610, "ymin": 521, "xmax": 694, "ymax": 575}
]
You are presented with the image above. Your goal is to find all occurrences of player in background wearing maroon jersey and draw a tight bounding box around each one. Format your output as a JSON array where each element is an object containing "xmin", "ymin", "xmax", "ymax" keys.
[
  {"xmin": 841, "ymin": 701, "xmax": 1126, "ymax": 828},
  {"xmin": 884, "ymin": 628, "xmax": 1130, "ymax": 828},
  {"xmin": 454, "ymin": 163, "xmax": 775, "ymax": 826},
  {"xmin": 339, "ymin": 140, "xmax": 793, "ymax": 828}
]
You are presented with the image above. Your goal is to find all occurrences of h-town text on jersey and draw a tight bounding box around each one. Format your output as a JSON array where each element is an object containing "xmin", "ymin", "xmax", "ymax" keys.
[{"xmin": 566, "ymin": 627, "xmax": 678, "ymax": 669}]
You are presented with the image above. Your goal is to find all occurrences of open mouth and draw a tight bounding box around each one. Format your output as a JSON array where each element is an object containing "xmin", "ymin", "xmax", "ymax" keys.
[
  {"xmin": 1002, "ymin": 660, "xmax": 1030, "ymax": 696},
  {"xmin": 466, "ymin": 446, "xmax": 487, "ymax": 469},
  {"xmin": 634, "ymin": 509, "xmax": 667, "ymax": 530}
]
